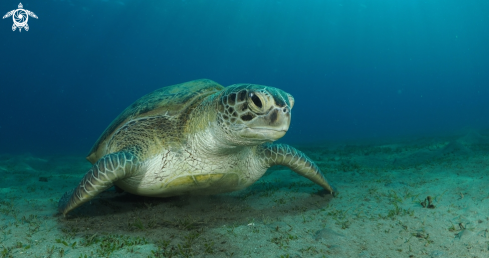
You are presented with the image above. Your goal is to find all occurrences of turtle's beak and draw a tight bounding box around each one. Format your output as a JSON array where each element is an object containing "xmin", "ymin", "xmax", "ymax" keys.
[{"xmin": 241, "ymin": 106, "xmax": 291, "ymax": 141}]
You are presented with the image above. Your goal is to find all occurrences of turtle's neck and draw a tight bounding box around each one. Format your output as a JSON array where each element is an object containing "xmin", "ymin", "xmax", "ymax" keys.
[{"xmin": 185, "ymin": 93, "xmax": 245, "ymax": 157}]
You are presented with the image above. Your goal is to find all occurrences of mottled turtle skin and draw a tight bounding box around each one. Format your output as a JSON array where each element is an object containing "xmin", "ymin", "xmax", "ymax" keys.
[{"xmin": 58, "ymin": 79, "xmax": 335, "ymax": 216}]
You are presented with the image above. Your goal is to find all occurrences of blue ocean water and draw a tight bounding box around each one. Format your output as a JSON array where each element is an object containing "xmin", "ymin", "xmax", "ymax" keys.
[{"xmin": 1, "ymin": 0, "xmax": 488, "ymax": 154}]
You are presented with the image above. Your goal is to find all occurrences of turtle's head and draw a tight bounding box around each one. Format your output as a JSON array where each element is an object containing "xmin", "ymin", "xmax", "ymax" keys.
[{"xmin": 216, "ymin": 84, "xmax": 294, "ymax": 144}]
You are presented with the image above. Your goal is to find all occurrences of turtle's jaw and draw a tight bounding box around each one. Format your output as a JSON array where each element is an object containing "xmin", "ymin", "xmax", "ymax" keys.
[
  {"xmin": 241, "ymin": 127, "xmax": 288, "ymax": 141},
  {"xmin": 238, "ymin": 106, "xmax": 291, "ymax": 141}
]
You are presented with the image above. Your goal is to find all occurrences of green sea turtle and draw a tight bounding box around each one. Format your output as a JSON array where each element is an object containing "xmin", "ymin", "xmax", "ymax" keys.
[{"xmin": 58, "ymin": 79, "xmax": 335, "ymax": 216}]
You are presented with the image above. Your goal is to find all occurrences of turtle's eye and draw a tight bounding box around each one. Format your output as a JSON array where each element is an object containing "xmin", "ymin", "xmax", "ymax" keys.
[
  {"xmin": 250, "ymin": 93, "xmax": 262, "ymax": 108},
  {"xmin": 248, "ymin": 92, "xmax": 263, "ymax": 111},
  {"xmin": 248, "ymin": 92, "xmax": 265, "ymax": 113}
]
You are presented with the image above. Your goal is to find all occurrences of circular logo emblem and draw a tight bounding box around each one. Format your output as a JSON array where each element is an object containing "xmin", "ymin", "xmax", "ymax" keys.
[
  {"xmin": 13, "ymin": 9, "xmax": 28, "ymax": 27},
  {"xmin": 2, "ymin": 3, "xmax": 38, "ymax": 32}
]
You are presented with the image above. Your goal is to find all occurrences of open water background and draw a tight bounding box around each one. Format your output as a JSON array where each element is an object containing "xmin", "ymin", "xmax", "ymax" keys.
[{"xmin": 1, "ymin": 0, "xmax": 488, "ymax": 154}]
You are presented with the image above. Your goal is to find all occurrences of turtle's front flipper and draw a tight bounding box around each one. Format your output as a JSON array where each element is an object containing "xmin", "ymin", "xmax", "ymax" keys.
[
  {"xmin": 58, "ymin": 152, "xmax": 139, "ymax": 216},
  {"xmin": 259, "ymin": 143, "xmax": 336, "ymax": 195}
]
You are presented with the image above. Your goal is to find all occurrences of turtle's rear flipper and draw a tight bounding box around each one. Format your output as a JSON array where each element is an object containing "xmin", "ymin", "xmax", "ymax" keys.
[{"xmin": 58, "ymin": 152, "xmax": 139, "ymax": 216}]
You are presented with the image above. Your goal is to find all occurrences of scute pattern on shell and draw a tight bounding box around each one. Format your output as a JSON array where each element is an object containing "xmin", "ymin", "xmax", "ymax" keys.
[
  {"xmin": 87, "ymin": 79, "xmax": 224, "ymax": 163},
  {"xmin": 108, "ymin": 115, "xmax": 178, "ymax": 159}
]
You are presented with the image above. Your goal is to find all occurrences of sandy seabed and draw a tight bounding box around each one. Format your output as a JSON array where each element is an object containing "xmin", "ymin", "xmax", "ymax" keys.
[{"xmin": 1, "ymin": 131, "xmax": 489, "ymax": 258}]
